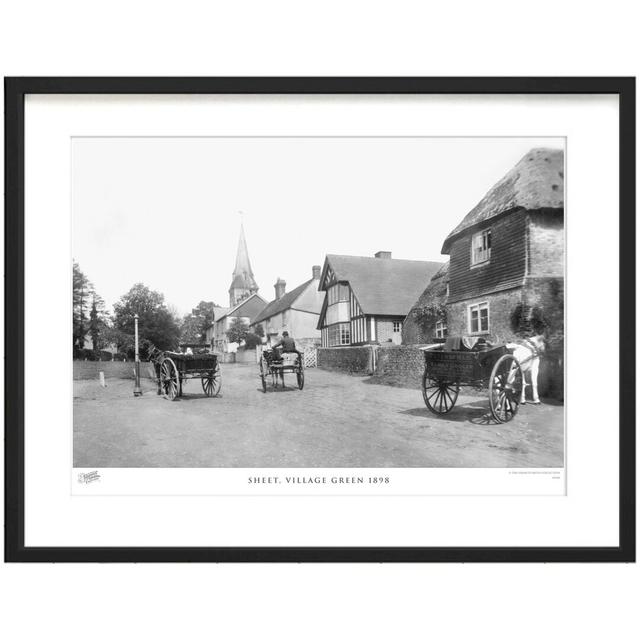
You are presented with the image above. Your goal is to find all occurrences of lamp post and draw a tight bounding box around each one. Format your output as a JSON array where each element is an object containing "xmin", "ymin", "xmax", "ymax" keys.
[{"xmin": 133, "ymin": 313, "xmax": 142, "ymax": 396}]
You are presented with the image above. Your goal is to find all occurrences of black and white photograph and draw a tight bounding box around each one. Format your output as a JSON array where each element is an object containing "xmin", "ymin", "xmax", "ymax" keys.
[
  {"xmin": 72, "ymin": 137, "xmax": 565, "ymax": 472},
  {"xmin": 7, "ymin": 76, "xmax": 632, "ymax": 563}
]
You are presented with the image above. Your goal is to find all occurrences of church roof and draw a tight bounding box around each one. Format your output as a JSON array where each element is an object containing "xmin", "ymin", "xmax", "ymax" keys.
[
  {"xmin": 230, "ymin": 224, "xmax": 258, "ymax": 291},
  {"xmin": 442, "ymin": 147, "xmax": 564, "ymax": 253}
]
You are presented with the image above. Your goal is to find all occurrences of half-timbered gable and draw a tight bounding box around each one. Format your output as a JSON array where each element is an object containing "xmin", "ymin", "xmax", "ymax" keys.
[{"xmin": 317, "ymin": 252, "xmax": 443, "ymax": 347}]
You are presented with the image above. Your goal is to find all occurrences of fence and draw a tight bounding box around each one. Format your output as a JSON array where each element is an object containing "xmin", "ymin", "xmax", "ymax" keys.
[{"xmin": 302, "ymin": 347, "xmax": 317, "ymax": 368}]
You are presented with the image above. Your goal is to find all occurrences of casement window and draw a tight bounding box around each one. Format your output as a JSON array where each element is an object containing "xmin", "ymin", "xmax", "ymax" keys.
[
  {"xmin": 471, "ymin": 229, "xmax": 492, "ymax": 265},
  {"xmin": 435, "ymin": 320, "xmax": 448, "ymax": 339},
  {"xmin": 327, "ymin": 322, "xmax": 351, "ymax": 346},
  {"xmin": 393, "ymin": 321, "xmax": 402, "ymax": 333},
  {"xmin": 468, "ymin": 302, "xmax": 489, "ymax": 334},
  {"xmin": 325, "ymin": 283, "xmax": 351, "ymax": 325},
  {"xmin": 327, "ymin": 283, "xmax": 350, "ymax": 305}
]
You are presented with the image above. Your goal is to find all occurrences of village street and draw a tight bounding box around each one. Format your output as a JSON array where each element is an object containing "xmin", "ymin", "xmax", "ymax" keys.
[{"xmin": 74, "ymin": 363, "xmax": 564, "ymax": 468}]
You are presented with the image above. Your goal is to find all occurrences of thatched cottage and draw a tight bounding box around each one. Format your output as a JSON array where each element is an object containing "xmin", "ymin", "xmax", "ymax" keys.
[
  {"xmin": 442, "ymin": 147, "xmax": 564, "ymax": 349},
  {"xmin": 403, "ymin": 147, "xmax": 564, "ymax": 396},
  {"xmin": 401, "ymin": 261, "xmax": 449, "ymax": 345}
]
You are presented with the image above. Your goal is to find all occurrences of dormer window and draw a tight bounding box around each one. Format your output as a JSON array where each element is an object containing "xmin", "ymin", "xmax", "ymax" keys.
[{"xmin": 471, "ymin": 229, "xmax": 491, "ymax": 266}]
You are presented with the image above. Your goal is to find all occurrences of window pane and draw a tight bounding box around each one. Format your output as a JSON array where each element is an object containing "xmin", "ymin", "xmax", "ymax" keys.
[{"xmin": 480, "ymin": 308, "xmax": 488, "ymax": 331}]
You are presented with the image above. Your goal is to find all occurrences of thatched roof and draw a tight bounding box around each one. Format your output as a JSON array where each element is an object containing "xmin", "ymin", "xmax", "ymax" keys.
[
  {"xmin": 442, "ymin": 148, "xmax": 564, "ymax": 253},
  {"xmin": 409, "ymin": 261, "xmax": 449, "ymax": 310},
  {"xmin": 401, "ymin": 262, "xmax": 449, "ymax": 345}
]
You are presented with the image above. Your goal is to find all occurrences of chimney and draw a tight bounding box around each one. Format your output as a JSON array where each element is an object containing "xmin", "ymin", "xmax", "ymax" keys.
[
  {"xmin": 312, "ymin": 265, "xmax": 321, "ymax": 279},
  {"xmin": 375, "ymin": 251, "xmax": 392, "ymax": 259},
  {"xmin": 274, "ymin": 278, "xmax": 286, "ymax": 300}
]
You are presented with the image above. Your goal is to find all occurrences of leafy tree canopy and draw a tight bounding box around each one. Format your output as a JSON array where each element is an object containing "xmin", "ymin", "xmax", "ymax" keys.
[
  {"xmin": 225, "ymin": 317, "xmax": 250, "ymax": 345},
  {"xmin": 180, "ymin": 300, "xmax": 218, "ymax": 344},
  {"xmin": 113, "ymin": 283, "xmax": 180, "ymax": 354}
]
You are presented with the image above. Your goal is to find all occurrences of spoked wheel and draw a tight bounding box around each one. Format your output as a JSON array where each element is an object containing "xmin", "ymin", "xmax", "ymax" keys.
[
  {"xmin": 201, "ymin": 363, "xmax": 222, "ymax": 397},
  {"xmin": 422, "ymin": 369, "xmax": 459, "ymax": 414},
  {"xmin": 259, "ymin": 358, "xmax": 268, "ymax": 393},
  {"xmin": 296, "ymin": 365, "xmax": 305, "ymax": 390},
  {"xmin": 160, "ymin": 358, "xmax": 179, "ymax": 401},
  {"xmin": 489, "ymin": 354, "xmax": 523, "ymax": 423}
]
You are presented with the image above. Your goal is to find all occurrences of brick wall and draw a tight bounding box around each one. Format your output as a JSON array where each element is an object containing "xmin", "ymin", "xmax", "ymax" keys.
[
  {"xmin": 528, "ymin": 212, "xmax": 564, "ymax": 277},
  {"xmin": 524, "ymin": 277, "xmax": 564, "ymax": 351},
  {"xmin": 373, "ymin": 345, "xmax": 425, "ymax": 388},
  {"xmin": 447, "ymin": 286, "xmax": 564, "ymax": 400},
  {"xmin": 376, "ymin": 317, "xmax": 402, "ymax": 344},
  {"xmin": 447, "ymin": 288, "xmax": 524, "ymax": 344},
  {"xmin": 524, "ymin": 276, "xmax": 564, "ymax": 401},
  {"xmin": 317, "ymin": 345, "xmax": 378, "ymax": 374},
  {"xmin": 73, "ymin": 360, "xmax": 156, "ymax": 381}
]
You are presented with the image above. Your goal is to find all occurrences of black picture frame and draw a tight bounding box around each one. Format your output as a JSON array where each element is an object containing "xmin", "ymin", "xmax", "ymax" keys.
[{"xmin": 4, "ymin": 77, "xmax": 635, "ymax": 563}]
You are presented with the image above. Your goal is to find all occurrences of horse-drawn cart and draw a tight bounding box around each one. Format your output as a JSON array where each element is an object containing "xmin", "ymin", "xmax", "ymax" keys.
[
  {"xmin": 150, "ymin": 345, "xmax": 221, "ymax": 401},
  {"xmin": 258, "ymin": 348, "xmax": 304, "ymax": 393},
  {"xmin": 422, "ymin": 343, "xmax": 523, "ymax": 423}
]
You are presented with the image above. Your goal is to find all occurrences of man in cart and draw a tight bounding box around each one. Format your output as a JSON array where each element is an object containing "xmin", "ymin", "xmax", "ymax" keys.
[{"xmin": 271, "ymin": 331, "xmax": 302, "ymax": 361}]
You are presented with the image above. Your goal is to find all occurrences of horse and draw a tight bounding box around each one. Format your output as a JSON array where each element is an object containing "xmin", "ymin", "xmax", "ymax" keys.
[{"xmin": 506, "ymin": 334, "xmax": 546, "ymax": 404}]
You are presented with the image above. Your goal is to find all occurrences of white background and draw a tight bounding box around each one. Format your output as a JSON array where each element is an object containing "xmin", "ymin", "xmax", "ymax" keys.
[
  {"xmin": 28, "ymin": 96, "xmax": 594, "ymax": 547},
  {"xmin": 1, "ymin": 2, "xmax": 638, "ymax": 640}
]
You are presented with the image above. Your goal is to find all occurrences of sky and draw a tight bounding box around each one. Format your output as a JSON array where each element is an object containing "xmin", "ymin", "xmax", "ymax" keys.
[{"xmin": 72, "ymin": 137, "xmax": 564, "ymax": 316}]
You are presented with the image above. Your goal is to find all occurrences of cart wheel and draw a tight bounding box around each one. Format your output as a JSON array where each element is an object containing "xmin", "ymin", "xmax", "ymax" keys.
[
  {"xmin": 259, "ymin": 358, "xmax": 267, "ymax": 393},
  {"xmin": 489, "ymin": 354, "xmax": 523, "ymax": 423},
  {"xmin": 297, "ymin": 367, "xmax": 305, "ymax": 390},
  {"xmin": 202, "ymin": 363, "xmax": 222, "ymax": 397},
  {"xmin": 422, "ymin": 369, "xmax": 459, "ymax": 414},
  {"xmin": 160, "ymin": 358, "xmax": 179, "ymax": 401}
]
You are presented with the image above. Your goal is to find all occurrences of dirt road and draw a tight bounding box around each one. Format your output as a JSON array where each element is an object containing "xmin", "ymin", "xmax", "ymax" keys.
[{"xmin": 74, "ymin": 363, "xmax": 564, "ymax": 468}]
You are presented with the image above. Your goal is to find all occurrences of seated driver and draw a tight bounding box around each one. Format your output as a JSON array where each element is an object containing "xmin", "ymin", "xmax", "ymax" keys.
[{"xmin": 271, "ymin": 331, "xmax": 302, "ymax": 361}]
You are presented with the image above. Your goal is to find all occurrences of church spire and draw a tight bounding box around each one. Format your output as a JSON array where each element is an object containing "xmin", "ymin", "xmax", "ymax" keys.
[{"xmin": 229, "ymin": 223, "xmax": 259, "ymax": 306}]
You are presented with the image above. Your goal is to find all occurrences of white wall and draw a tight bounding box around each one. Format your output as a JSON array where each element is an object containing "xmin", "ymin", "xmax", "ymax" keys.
[{"xmin": 2, "ymin": 4, "xmax": 637, "ymax": 640}]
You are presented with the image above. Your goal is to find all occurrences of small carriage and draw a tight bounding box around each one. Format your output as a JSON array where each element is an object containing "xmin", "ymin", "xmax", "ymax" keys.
[
  {"xmin": 258, "ymin": 348, "xmax": 304, "ymax": 393},
  {"xmin": 422, "ymin": 341, "xmax": 523, "ymax": 423},
  {"xmin": 150, "ymin": 344, "xmax": 221, "ymax": 401}
]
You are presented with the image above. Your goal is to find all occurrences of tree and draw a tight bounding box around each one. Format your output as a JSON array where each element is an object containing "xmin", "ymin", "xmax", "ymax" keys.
[
  {"xmin": 88, "ymin": 293, "xmax": 110, "ymax": 354},
  {"xmin": 180, "ymin": 301, "xmax": 218, "ymax": 344},
  {"xmin": 180, "ymin": 314, "xmax": 204, "ymax": 344},
  {"xmin": 225, "ymin": 317, "xmax": 250, "ymax": 345},
  {"xmin": 89, "ymin": 297, "xmax": 100, "ymax": 354},
  {"xmin": 113, "ymin": 283, "xmax": 181, "ymax": 357},
  {"xmin": 73, "ymin": 262, "xmax": 93, "ymax": 350},
  {"xmin": 254, "ymin": 323, "xmax": 264, "ymax": 338},
  {"xmin": 243, "ymin": 332, "xmax": 262, "ymax": 349}
]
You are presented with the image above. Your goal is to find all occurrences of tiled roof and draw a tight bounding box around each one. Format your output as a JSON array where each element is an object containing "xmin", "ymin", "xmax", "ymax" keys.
[
  {"xmin": 213, "ymin": 306, "xmax": 231, "ymax": 321},
  {"xmin": 252, "ymin": 279, "xmax": 314, "ymax": 324},
  {"xmin": 323, "ymin": 254, "xmax": 444, "ymax": 317},
  {"xmin": 215, "ymin": 293, "xmax": 266, "ymax": 322},
  {"xmin": 442, "ymin": 148, "xmax": 564, "ymax": 253}
]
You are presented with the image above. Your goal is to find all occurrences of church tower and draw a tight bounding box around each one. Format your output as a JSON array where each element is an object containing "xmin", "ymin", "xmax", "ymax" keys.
[{"xmin": 229, "ymin": 224, "xmax": 259, "ymax": 307}]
